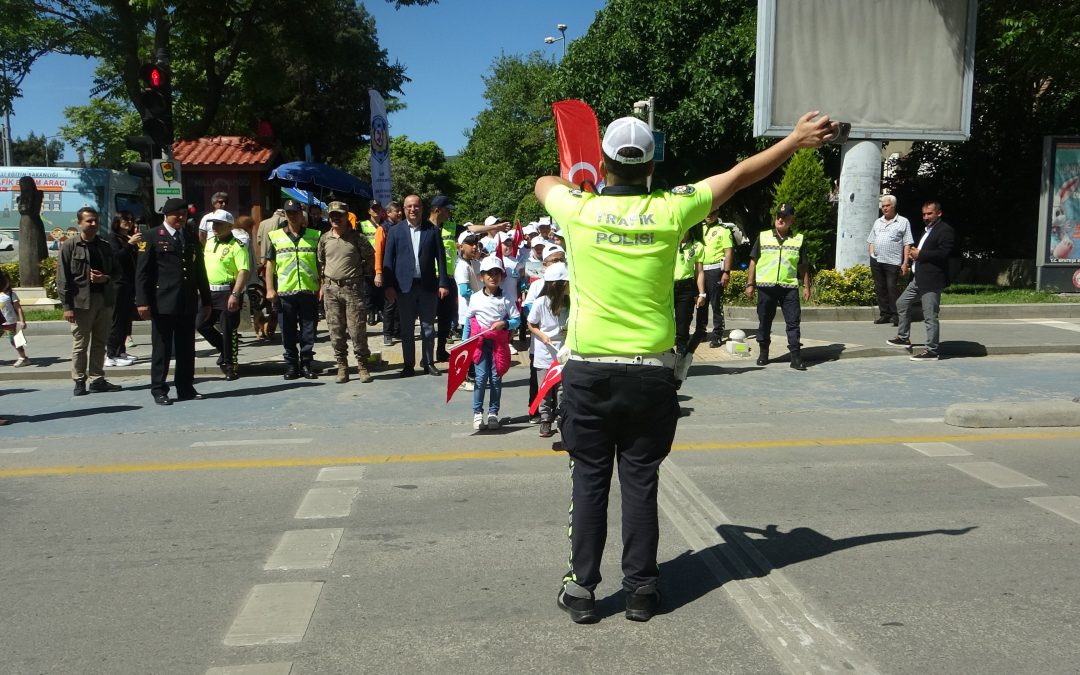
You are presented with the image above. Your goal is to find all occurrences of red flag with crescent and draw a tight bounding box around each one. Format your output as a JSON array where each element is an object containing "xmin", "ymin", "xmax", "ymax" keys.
[
  {"xmin": 446, "ymin": 329, "xmax": 494, "ymax": 403},
  {"xmin": 529, "ymin": 361, "xmax": 564, "ymax": 415},
  {"xmin": 512, "ymin": 220, "xmax": 524, "ymax": 251},
  {"xmin": 552, "ymin": 100, "xmax": 602, "ymax": 193}
]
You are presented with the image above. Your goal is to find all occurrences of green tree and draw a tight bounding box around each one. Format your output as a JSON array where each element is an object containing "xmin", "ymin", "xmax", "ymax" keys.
[
  {"xmin": 10, "ymin": 132, "xmax": 65, "ymax": 166},
  {"xmin": 346, "ymin": 135, "xmax": 455, "ymax": 203},
  {"xmin": 551, "ymin": 0, "xmax": 763, "ymax": 219},
  {"xmin": 886, "ymin": 0, "xmax": 1080, "ymax": 259},
  {"xmin": 770, "ymin": 149, "xmax": 831, "ymax": 267},
  {"xmin": 59, "ymin": 93, "xmax": 142, "ymax": 169},
  {"xmin": 451, "ymin": 53, "xmax": 559, "ymax": 223}
]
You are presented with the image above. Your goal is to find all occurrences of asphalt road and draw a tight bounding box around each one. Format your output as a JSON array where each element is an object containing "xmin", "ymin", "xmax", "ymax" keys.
[{"xmin": 2, "ymin": 354, "xmax": 1079, "ymax": 674}]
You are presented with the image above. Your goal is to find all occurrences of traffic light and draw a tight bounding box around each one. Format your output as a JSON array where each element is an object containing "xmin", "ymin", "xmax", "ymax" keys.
[{"xmin": 138, "ymin": 62, "xmax": 172, "ymax": 147}]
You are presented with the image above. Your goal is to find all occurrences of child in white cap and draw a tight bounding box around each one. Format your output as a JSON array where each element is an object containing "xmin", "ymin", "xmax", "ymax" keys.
[
  {"xmin": 465, "ymin": 255, "xmax": 521, "ymax": 430},
  {"xmin": 527, "ymin": 261, "xmax": 570, "ymax": 437}
]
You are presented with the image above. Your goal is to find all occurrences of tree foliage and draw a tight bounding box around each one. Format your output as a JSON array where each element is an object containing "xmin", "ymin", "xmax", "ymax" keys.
[
  {"xmin": 10, "ymin": 132, "xmax": 65, "ymax": 166},
  {"xmin": 771, "ymin": 149, "xmax": 832, "ymax": 267},
  {"xmin": 450, "ymin": 53, "xmax": 559, "ymax": 223},
  {"xmin": 885, "ymin": 0, "xmax": 1080, "ymax": 259},
  {"xmin": 59, "ymin": 90, "xmax": 142, "ymax": 169},
  {"xmin": 4, "ymin": 0, "xmax": 409, "ymax": 162},
  {"xmin": 346, "ymin": 135, "xmax": 455, "ymax": 203}
]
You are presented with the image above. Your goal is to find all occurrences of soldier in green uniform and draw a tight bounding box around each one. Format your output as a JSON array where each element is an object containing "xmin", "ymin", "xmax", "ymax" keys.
[{"xmin": 535, "ymin": 111, "xmax": 835, "ymax": 624}]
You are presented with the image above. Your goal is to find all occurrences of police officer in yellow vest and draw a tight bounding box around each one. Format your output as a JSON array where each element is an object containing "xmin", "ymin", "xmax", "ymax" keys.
[
  {"xmin": 701, "ymin": 210, "xmax": 734, "ymax": 347},
  {"xmin": 744, "ymin": 202, "xmax": 811, "ymax": 370},
  {"xmin": 535, "ymin": 112, "xmax": 836, "ymax": 624},
  {"xmin": 264, "ymin": 199, "xmax": 321, "ymax": 380},
  {"xmin": 201, "ymin": 210, "xmax": 251, "ymax": 380}
]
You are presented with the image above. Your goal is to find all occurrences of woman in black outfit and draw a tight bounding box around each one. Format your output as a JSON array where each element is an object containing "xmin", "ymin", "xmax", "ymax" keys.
[{"xmin": 106, "ymin": 211, "xmax": 141, "ymax": 365}]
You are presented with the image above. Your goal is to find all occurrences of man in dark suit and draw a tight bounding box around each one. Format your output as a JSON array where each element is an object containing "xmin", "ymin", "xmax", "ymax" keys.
[
  {"xmin": 381, "ymin": 194, "xmax": 450, "ymax": 376},
  {"xmin": 887, "ymin": 200, "xmax": 954, "ymax": 361},
  {"xmin": 136, "ymin": 197, "xmax": 213, "ymax": 404}
]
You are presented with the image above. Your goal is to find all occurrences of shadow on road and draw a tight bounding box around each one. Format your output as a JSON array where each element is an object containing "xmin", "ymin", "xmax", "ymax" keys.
[
  {"xmin": 0, "ymin": 387, "xmax": 37, "ymax": 396},
  {"xmin": 800, "ymin": 343, "xmax": 847, "ymax": 366},
  {"xmin": 939, "ymin": 340, "xmax": 988, "ymax": 359},
  {"xmin": 596, "ymin": 522, "xmax": 977, "ymax": 618},
  {"xmin": 201, "ymin": 381, "xmax": 324, "ymax": 399},
  {"xmin": 4, "ymin": 404, "xmax": 143, "ymax": 424}
]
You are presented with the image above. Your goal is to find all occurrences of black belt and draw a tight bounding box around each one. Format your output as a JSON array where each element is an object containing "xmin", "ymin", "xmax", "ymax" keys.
[{"xmin": 324, "ymin": 278, "xmax": 363, "ymax": 286}]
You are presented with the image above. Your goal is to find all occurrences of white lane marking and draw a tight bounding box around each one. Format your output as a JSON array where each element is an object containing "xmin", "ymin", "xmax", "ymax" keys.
[
  {"xmin": 223, "ymin": 582, "xmax": 323, "ymax": 646},
  {"xmin": 659, "ymin": 459, "xmax": 881, "ymax": 675},
  {"xmin": 904, "ymin": 442, "xmax": 972, "ymax": 457},
  {"xmin": 0, "ymin": 447, "xmax": 37, "ymax": 454},
  {"xmin": 890, "ymin": 417, "xmax": 945, "ymax": 424},
  {"xmin": 206, "ymin": 664, "xmax": 293, "ymax": 675},
  {"xmin": 948, "ymin": 462, "xmax": 1047, "ymax": 488},
  {"xmin": 190, "ymin": 439, "xmax": 313, "ymax": 447},
  {"xmin": 1019, "ymin": 319, "xmax": 1080, "ymax": 333},
  {"xmin": 264, "ymin": 529, "xmax": 344, "ymax": 570},
  {"xmin": 1025, "ymin": 496, "xmax": 1080, "ymax": 525},
  {"xmin": 316, "ymin": 466, "xmax": 367, "ymax": 482},
  {"xmin": 294, "ymin": 487, "xmax": 359, "ymax": 519}
]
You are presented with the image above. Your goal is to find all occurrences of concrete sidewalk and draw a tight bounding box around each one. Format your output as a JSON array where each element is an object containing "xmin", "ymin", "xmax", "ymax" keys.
[{"xmin": 2, "ymin": 305, "xmax": 1079, "ymax": 381}]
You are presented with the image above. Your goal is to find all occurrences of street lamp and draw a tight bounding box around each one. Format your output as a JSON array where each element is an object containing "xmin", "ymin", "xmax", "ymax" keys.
[
  {"xmin": 544, "ymin": 23, "xmax": 568, "ymax": 60},
  {"xmin": 42, "ymin": 134, "xmax": 63, "ymax": 167}
]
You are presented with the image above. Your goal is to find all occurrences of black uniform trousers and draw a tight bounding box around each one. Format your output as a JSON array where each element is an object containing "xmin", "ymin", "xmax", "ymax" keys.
[
  {"xmin": 756, "ymin": 285, "xmax": 801, "ymax": 349},
  {"xmin": 278, "ymin": 292, "xmax": 318, "ymax": 366},
  {"xmin": 382, "ymin": 293, "xmax": 400, "ymax": 340},
  {"xmin": 107, "ymin": 282, "xmax": 134, "ymax": 358},
  {"xmin": 673, "ymin": 278, "xmax": 708, "ymax": 355},
  {"xmin": 150, "ymin": 310, "xmax": 197, "ymax": 397},
  {"xmin": 436, "ymin": 283, "xmax": 458, "ymax": 347},
  {"xmin": 559, "ymin": 360, "xmax": 680, "ymax": 593},
  {"xmin": 870, "ymin": 258, "xmax": 902, "ymax": 321},
  {"xmin": 703, "ymin": 268, "xmax": 727, "ymax": 340},
  {"xmin": 199, "ymin": 290, "xmax": 241, "ymax": 368}
]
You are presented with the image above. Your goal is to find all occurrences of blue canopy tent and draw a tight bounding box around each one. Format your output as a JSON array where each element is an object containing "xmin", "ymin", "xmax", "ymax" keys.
[
  {"xmin": 280, "ymin": 187, "xmax": 327, "ymax": 210},
  {"xmin": 267, "ymin": 161, "xmax": 372, "ymax": 199}
]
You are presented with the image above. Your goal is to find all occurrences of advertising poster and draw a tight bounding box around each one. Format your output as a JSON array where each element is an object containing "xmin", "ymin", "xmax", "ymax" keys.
[{"xmin": 1048, "ymin": 141, "xmax": 1080, "ymax": 265}]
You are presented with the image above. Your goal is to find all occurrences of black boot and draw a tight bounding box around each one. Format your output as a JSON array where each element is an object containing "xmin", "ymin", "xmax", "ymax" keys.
[
  {"xmin": 790, "ymin": 350, "xmax": 807, "ymax": 371},
  {"xmin": 756, "ymin": 344, "xmax": 769, "ymax": 366},
  {"xmin": 300, "ymin": 362, "xmax": 319, "ymax": 379},
  {"xmin": 283, "ymin": 364, "xmax": 300, "ymax": 380}
]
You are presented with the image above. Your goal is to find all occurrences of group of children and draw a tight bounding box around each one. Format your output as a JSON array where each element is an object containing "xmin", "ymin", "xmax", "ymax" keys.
[{"xmin": 454, "ymin": 224, "xmax": 570, "ymax": 438}]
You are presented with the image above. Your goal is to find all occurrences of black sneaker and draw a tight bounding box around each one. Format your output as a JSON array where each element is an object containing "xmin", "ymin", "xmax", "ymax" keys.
[
  {"xmin": 885, "ymin": 337, "xmax": 911, "ymax": 348},
  {"xmin": 708, "ymin": 338, "xmax": 721, "ymax": 348},
  {"xmin": 910, "ymin": 349, "xmax": 939, "ymax": 361},
  {"xmin": 873, "ymin": 316, "xmax": 892, "ymax": 324},
  {"xmin": 625, "ymin": 583, "xmax": 660, "ymax": 622},
  {"xmin": 88, "ymin": 379, "xmax": 122, "ymax": 393},
  {"xmin": 557, "ymin": 589, "xmax": 599, "ymax": 624},
  {"xmin": 73, "ymin": 379, "xmax": 88, "ymax": 396}
]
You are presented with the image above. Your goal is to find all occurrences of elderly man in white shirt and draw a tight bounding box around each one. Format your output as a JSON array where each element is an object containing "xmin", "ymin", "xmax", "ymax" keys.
[{"xmin": 867, "ymin": 194, "xmax": 914, "ymax": 326}]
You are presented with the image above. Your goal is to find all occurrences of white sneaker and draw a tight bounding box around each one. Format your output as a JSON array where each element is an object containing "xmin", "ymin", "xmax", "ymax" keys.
[
  {"xmin": 460, "ymin": 379, "xmax": 475, "ymax": 391},
  {"xmin": 473, "ymin": 413, "xmax": 486, "ymax": 430},
  {"xmin": 106, "ymin": 355, "xmax": 136, "ymax": 367},
  {"xmin": 486, "ymin": 413, "xmax": 500, "ymax": 430},
  {"xmin": 119, "ymin": 352, "xmax": 136, "ymax": 361},
  {"xmin": 13, "ymin": 357, "xmax": 29, "ymax": 367},
  {"xmin": 509, "ymin": 344, "xmax": 519, "ymax": 355},
  {"xmin": 126, "ymin": 336, "xmax": 136, "ymax": 348}
]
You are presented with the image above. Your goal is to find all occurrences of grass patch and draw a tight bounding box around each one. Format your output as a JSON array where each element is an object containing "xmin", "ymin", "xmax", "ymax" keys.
[
  {"xmin": 23, "ymin": 307, "xmax": 65, "ymax": 321},
  {"xmin": 940, "ymin": 284, "xmax": 1079, "ymax": 305}
]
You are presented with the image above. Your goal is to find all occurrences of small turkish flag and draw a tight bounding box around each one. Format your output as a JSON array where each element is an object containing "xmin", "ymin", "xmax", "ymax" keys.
[
  {"xmin": 512, "ymin": 220, "xmax": 524, "ymax": 250},
  {"xmin": 446, "ymin": 329, "xmax": 493, "ymax": 403},
  {"xmin": 529, "ymin": 361, "xmax": 564, "ymax": 415}
]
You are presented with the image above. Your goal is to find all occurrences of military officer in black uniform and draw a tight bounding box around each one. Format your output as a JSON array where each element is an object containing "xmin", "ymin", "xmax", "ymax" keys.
[{"xmin": 136, "ymin": 197, "xmax": 213, "ymax": 405}]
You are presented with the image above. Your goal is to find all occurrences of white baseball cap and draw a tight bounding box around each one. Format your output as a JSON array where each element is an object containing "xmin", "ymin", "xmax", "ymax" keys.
[
  {"xmin": 208, "ymin": 209, "xmax": 235, "ymax": 225},
  {"xmin": 458, "ymin": 230, "xmax": 481, "ymax": 245},
  {"xmin": 543, "ymin": 261, "xmax": 569, "ymax": 281},
  {"xmin": 602, "ymin": 117, "xmax": 655, "ymax": 164},
  {"xmin": 479, "ymin": 255, "xmax": 505, "ymax": 274},
  {"xmin": 542, "ymin": 243, "xmax": 565, "ymax": 261},
  {"xmin": 483, "ymin": 215, "xmax": 500, "ymax": 226},
  {"xmin": 530, "ymin": 235, "xmax": 546, "ymax": 248},
  {"xmin": 523, "ymin": 224, "xmax": 539, "ymax": 235}
]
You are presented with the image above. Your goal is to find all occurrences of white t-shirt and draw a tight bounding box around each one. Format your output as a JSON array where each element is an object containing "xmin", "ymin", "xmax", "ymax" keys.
[
  {"xmin": 0, "ymin": 290, "xmax": 17, "ymax": 324},
  {"xmin": 454, "ymin": 257, "xmax": 481, "ymax": 324},
  {"xmin": 527, "ymin": 295, "xmax": 566, "ymax": 370},
  {"xmin": 523, "ymin": 277, "xmax": 544, "ymax": 307},
  {"xmin": 500, "ymin": 255, "xmax": 523, "ymax": 299},
  {"xmin": 466, "ymin": 289, "xmax": 519, "ymax": 329},
  {"xmin": 198, "ymin": 213, "xmax": 214, "ymax": 236}
]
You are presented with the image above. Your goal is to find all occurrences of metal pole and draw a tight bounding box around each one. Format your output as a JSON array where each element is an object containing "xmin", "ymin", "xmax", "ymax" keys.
[
  {"xmin": 835, "ymin": 140, "xmax": 883, "ymax": 270},
  {"xmin": 2, "ymin": 109, "xmax": 11, "ymax": 167}
]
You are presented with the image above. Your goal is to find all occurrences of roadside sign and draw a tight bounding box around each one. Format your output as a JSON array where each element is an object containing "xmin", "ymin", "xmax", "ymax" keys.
[
  {"xmin": 653, "ymin": 131, "xmax": 666, "ymax": 162},
  {"xmin": 152, "ymin": 159, "xmax": 182, "ymax": 212}
]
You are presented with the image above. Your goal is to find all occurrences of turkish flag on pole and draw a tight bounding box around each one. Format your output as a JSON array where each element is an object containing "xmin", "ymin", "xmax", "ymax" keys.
[
  {"xmin": 512, "ymin": 220, "xmax": 524, "ymax": 251},
  {"xmin": 446, "ymin": 329, "xmax": 493, "ymax": 403},
  {"xmin": 552, "ymin": 100, "xmax": 602, "ymax": 193},
  {"xmin": 529, "ymin": 361, "xmax": 564, "ymax": 415}
]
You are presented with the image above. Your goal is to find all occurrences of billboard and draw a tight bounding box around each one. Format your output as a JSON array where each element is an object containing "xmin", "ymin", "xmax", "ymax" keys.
[
  {"xmin": 754, "ymin": 0, "xmax": 978, "ymax": 141},
  {"xmin": 1037, "ymin": 137, "xmax": 1080, "ymax": 292}
]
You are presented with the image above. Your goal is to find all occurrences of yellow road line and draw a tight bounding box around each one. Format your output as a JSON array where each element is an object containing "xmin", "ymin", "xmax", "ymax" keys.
[{"xmin": 2, "ymin": 430, "xmax": 1079, "ymax": 479}]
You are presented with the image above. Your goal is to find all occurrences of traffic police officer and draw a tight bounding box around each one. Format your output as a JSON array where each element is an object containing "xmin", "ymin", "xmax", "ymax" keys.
[
  {"xmin": 136, "ymin": 197, "xmax": 213, "ymax": 405},
  {"xmin": 265, "ymin": 199, "xmax": 321, "ymax": 380},
  {"xmin": 535, "ymin": 111, "xmax": 835, "ymax": 624},
  {"xmin": 744, "ymin": 202, "xmax": 812, "ymax": 370},
  {"xmin": 200, "ymin": 209, "xmax": 250, "ymax": 380},
  {"xmin": 701, "ymin": 211, "xmax": 734, "ymax": 347},
  {"xmin": 430, "ymin": 195, "xmax": 459, "ymax": 361}
]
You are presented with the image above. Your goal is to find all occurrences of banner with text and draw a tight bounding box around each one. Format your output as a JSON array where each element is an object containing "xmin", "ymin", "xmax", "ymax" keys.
[{"xmin": 369, "ymin": 90, "xmax": 393, "ymax": 208}]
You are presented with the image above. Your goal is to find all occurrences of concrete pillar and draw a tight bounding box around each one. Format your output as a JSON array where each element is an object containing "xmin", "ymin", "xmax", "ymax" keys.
[{"xmin": 835, "ymin": 140, "xmax": 883, "ymax": 271}]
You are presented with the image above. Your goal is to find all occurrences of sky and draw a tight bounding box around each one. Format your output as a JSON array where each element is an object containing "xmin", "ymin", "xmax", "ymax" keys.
[{"xmin": 8, "ymin": 0, "xmax": 607, "ymax": 164}]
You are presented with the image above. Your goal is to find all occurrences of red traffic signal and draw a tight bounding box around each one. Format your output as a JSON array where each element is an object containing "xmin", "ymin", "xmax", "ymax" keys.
[{"xmin": 139, "ymin": 63, "xmax": 168, "ymax": 90}]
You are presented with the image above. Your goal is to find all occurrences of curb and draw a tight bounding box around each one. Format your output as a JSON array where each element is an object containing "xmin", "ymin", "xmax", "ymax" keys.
[
  {"xmin": 724, "ymin": 303, "xmax": 1080, "ymax": 322},
  {"xmin": 945, "ymin": 398, "xmax": 1080, "ymax": 428}
]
